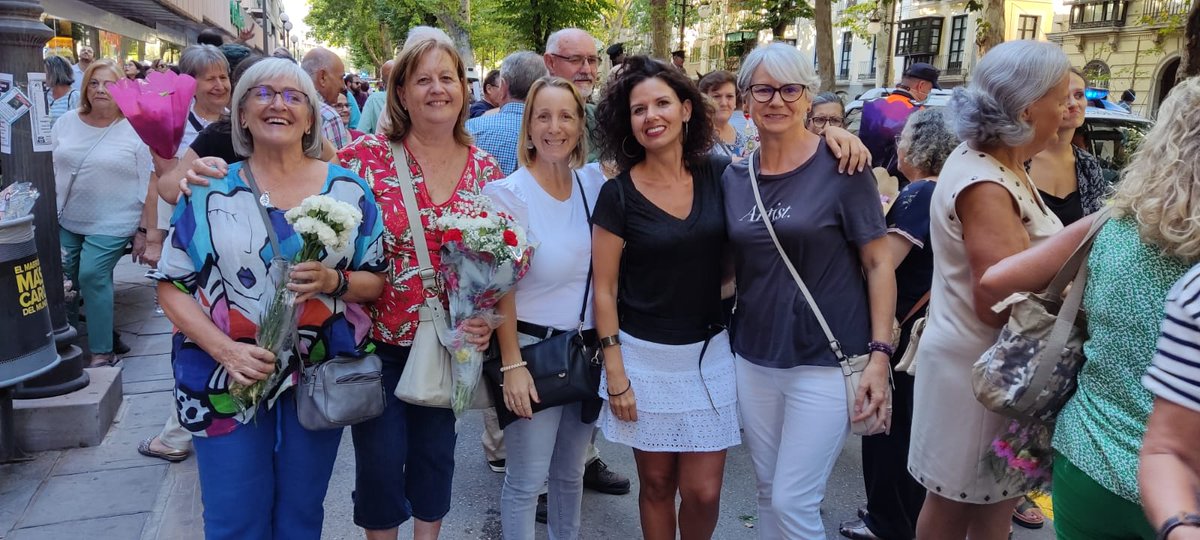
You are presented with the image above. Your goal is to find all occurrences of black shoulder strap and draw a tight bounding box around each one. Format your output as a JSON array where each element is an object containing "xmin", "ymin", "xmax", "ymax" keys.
[
  {"xmin": 188, "ymin": 111, "xmax": 204, "ymax": 132},
  {"xmin": 576, "ymin": 171, "xmax": 594, "ymax": 330}
]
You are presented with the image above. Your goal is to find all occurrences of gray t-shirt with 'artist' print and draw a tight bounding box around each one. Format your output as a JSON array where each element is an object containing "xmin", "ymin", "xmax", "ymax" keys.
[{"xmin": 723, "ymin": 141, "xmax": 887, "ymax": 369}]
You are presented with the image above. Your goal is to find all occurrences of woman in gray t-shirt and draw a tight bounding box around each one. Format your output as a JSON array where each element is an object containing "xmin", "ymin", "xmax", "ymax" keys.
[{"xmin": 723, "ymin": 43, "xmax": 896, "ymax": 539}]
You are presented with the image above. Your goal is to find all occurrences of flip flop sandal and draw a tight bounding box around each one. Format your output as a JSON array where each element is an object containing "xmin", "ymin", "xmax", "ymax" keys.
[
  {"xmin": 138, "ymin": 437, "xmax": 190, "ymax": 463},
  {"xmin": 86, "ymin": 354, "xmax": 119, "ymax": 368},
  {"xmin": 839, "ymin": 518, "xmax": 882, "ymax": 540},
  {"xmin": 1012, "ymin": 496, "xmax": 1046, "ymax": 529}
]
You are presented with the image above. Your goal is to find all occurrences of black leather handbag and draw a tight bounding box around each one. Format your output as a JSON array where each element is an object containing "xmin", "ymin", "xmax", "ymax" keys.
[{"xmin": 482, "ymin": 172, "xmax": 603, "ymax": 428}]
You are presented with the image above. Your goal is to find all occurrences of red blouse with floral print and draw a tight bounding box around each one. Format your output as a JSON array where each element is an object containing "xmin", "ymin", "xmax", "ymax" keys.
[{"xmin": 338, "ymin": 134, "xmax": 505, "ymax": 346}]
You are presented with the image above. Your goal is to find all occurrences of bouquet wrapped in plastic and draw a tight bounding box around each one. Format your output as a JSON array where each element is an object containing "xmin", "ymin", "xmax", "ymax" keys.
[
  {"xmin": 228, "ymin": 195, "xmax": 364, "ymax": 412},
  {"xmin": 107, "ymin": 70, "xmax": 196, "ymax": 159},
  {"xmin": 986, "ymin": 419, "xmax": 1054, "ymax": 494},
  {"xmin": 435, "ymin": 193, "xmax": 534, "ymax": 416}
]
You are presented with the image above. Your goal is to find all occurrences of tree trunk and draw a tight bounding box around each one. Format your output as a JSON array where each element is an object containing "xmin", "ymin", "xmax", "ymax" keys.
[
  {"xmin": 976, "ymin": 0, "xmax": 1005, "ymax": 56},
  {"xmin": 815, "ymin": 0, "xmax": 834, "ymax": 91},
  {"xmin": 651, "ymin": 0, "xmax": 670, "ymax": 59},
  {"xmin": 773, "ymin": 21, "xmax": 788, "ymax": 39},
  {"xmin": 436, "ymin": 0, "xmax": 476, "ymax": 68},
  {"xmin": 1181, "ymin": 0, "xmax": 1200, "ymax": 81}
]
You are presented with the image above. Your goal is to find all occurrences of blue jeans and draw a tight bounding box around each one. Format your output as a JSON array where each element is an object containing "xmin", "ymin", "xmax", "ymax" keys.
[
  {"xmin": 500, "ymin": 331, "xmax": 596, "ymax": 540},
  {"xmin": 350, "ymin": 343, "xmax": 458, "ymax": 529},
  {"xmin": 191, "ymin": 391, "xmax": 342, "ymax": 540}
]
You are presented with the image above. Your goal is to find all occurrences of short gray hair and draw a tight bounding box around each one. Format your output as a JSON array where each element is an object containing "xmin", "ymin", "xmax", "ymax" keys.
[
  {"xmin": 501, "ymin": 51, "xmax": 548, "ymax": 101},
  {"xmin": 179, "ymin": 44, "xmax": 229, "ymax": 78},
  {"xmin": 230, "ymin": 58, "xmax": 324, "ymax": 159},
  {"xmin": 404, "ymin": 26, "xmax": 454, "ymax": 50},
  {"xmin": 950, "ymin": 40, "xmax": 1070, "ymax": 147},
  {"xmin": 737, "ymin": 43, "xmax": 821, "ymax": 96},
  {"xmin": 545, "ymin": 28, "xmax": 590, "ymax": 54},
  {"xmin": 899, "ymin": 108, "xmax": 958, "ymax": 176},
  {"xmin": 811, "ymin": 91, "xmax": 843, "ymax": 112},
  {"xmin": 44, "ymin": 55, "xmax": 74, "ymax": 87}
]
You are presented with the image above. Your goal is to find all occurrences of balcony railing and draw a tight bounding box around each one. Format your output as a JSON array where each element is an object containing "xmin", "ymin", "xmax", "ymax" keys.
[
  {"xmin": 1142, "ymin": 0, "xmax": 1189, "ymax": 19},
  {"xmin": 857, "ymin": 60, "xmax": 877, "ymax": 81},
  {"xmin": 1067, "ymin": 0, "xmax": 1130, "ymax": 29}
]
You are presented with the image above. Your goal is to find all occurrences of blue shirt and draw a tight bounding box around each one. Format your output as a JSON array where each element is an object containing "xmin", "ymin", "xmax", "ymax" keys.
[
  {"xmin": 346, "ymin": 89, "xmax": 361, "ymax": 130},
  {"xmin": 465, "ymin": 102, "xmax": 524, "ymax": 176}
]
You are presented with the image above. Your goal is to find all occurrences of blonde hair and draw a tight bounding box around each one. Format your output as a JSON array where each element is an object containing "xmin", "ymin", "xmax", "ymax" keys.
[
  {"xmin": 78, "ymin": 60, "xmax": 123, "ymax": 116},
  {"xmin": 518, "ymin": 76, "xmax": 588, "ymax": 169},
  {"xmin": 1110, "ymin": 76, "xmax": 1200, "ymax": 262},
  {"xmin": 382, "ymin": 38, "xmax": 472, "ymax": 146}
]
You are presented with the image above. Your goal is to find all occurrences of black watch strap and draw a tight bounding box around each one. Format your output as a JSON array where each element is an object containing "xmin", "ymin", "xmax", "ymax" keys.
[{"xmin": 1158, "ymin": 512, "xmax": 1200, "ymax": 540}]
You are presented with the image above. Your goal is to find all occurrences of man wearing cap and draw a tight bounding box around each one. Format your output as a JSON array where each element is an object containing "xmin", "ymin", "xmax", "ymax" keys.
[
  {"xmin": 859, "ymin": 62, "xmax": 940, "ymax": 187},
  {"xmin": 607, "ymin": 42, "xmax": 627, "ymax": 78},
  {"xmin": 671, "ymin": 50, "xmax": 687, "ymax": 73}
]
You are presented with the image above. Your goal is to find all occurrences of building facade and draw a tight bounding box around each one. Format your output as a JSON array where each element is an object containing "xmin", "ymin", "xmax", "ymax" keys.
[
  {"xmin": 1047, "ymin": 0, "xmax": 1186, "ymax": 117},
  {"xmin": 41, "ymin": 0, "xmax": 286, "ymax": 65}
]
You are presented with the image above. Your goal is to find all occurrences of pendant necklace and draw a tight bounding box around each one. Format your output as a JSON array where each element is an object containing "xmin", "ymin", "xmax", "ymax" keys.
[{"xmin": 259, "ymin": 191, "xmax": 272, "ymax": 207}]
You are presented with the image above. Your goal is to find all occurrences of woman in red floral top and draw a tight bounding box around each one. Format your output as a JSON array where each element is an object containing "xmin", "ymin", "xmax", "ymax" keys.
[{"xmin": 337, "ymin": 36, "xmax": 503, "ymax": 540}]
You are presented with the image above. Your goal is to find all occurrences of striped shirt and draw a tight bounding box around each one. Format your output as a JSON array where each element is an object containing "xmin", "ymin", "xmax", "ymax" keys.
[
  {"xmin": 47, "ymin": 89, "xmax": 79, "ymax": 127},
  {"xmin": 320, "ymin": 101, "xmax": 351, "ymax": 150},
  {"xmin": 465, "ymin": 102, "xmax": 523, "ymax": 176},
  {"xmin": 1144, "ymin": 264, "xmax": 1200, "ymax": 412}
]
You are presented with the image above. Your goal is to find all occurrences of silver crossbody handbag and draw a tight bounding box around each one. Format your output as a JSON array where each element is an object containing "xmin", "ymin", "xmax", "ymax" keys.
[
  {"xmin": 747, "ymin": 152, "xmax": 887, "ymax": 436},
  {"xmin": 243, "ymin": 162, "xmax": 385, "ymax": 431}
]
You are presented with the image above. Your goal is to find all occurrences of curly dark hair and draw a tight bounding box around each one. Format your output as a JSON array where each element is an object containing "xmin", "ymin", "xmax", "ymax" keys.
[{"xmin": 595, "ymin": 56, "xmax": 715, "ymax": 172}]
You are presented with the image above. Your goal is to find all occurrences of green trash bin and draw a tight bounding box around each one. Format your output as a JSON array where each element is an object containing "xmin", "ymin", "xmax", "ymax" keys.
[{"xmin": 0, "ymin": 215, "xmax": 59, "ymax": 388}]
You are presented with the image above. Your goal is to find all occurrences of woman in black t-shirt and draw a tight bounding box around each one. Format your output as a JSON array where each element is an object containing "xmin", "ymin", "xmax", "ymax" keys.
[{"xmin": 591, "ymin": 56, "xmax": 737, "ymax": 540}]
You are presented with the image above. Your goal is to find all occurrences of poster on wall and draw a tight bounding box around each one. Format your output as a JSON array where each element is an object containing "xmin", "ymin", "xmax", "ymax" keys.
[
  {"xmin": 0, "ymin": 74, "xmax": 12, "ymax": 155},
  {"xmin": 26, "ymin": 73, "xmax": 52, "ymax": 152}
]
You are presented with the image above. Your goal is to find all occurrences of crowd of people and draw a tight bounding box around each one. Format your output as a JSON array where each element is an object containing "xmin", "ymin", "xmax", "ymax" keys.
[{"xmin": 44, "ymin": 17, "xmax": 1200, "ymax": 540}]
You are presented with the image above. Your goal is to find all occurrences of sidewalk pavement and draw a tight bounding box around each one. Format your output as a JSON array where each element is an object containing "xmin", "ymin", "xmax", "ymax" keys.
[{"xmin": 0, "ymin": 259, "xmax": 1058, "ymax": 540}]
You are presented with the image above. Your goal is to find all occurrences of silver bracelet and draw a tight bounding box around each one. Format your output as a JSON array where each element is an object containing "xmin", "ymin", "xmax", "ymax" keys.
[{"xmin": 499, "ymin": 361, "xmax": 528, "ymax": 373}]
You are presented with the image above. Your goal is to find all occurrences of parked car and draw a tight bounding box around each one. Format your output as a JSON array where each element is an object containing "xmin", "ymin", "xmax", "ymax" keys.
[{"xmin": 843, "ymin": 87, "xmax": 1151, "ymax": 181}]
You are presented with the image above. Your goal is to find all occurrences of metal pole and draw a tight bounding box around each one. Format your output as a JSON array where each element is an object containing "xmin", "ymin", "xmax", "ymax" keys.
[
  {"xmin": 677, "ymin": 0, "xmax": 688, "ymax": 52},
  {"xmin": 0, "ymin": 0, "xmax": 88, "ymax": 399}
]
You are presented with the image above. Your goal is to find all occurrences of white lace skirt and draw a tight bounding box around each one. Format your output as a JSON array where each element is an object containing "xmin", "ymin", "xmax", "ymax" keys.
[{"xmin": 598, "ymin": 330, "xmax": 741, "ymax": 452}]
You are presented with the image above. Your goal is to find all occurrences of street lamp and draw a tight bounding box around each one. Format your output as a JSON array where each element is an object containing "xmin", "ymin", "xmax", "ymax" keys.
[
  {"xmin": 280, "ymin": 12, "xmax": 290, "ymax": 52},
  {"xmin": 291, "ymin": 34, "xmax": 299, "ymax": 57},
  {"xmin": 867, "ymin": 2, "xmax": 899, "ymax": 88}
]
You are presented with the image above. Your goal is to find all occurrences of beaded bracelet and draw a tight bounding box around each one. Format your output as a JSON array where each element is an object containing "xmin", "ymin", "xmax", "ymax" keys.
[
  {"xmin": 499, "ymin": 361, "xmax": 528, "ymax": 373},
  {"xmin": 868, "ymin": 340, "xmax": 895, "ymax": 358},
  {"xmin": 329, "ymin": 270, "xmax": 351, "ymax": 299}
]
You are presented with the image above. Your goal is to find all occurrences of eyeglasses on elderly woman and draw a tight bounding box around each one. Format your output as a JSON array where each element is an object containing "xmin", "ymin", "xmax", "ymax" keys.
[
  {"xmin": 748, "ymin": 83, "xmax": 808, "ymax": 103},
  {"xmin": 246, "ymin": 85, "xmax": 310, "ymax": 107}
]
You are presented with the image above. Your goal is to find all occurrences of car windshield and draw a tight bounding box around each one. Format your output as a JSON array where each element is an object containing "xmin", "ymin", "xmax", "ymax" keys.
[{"xmin": 1078, "ymin": 117, "xmax": 1150, "ymax": 178}]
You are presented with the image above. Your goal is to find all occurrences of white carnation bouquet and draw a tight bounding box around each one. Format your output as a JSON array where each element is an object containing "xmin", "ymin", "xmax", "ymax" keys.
[
  {"xmin": 228, "ymin": 194, "xmax": 363, "ymax": 412},
  {"xmin": 435, "ymin": 192, "xmax": 534, "ymax": 416}
]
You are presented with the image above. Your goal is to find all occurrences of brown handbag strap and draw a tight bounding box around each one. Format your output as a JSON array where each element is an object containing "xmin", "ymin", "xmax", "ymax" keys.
[{"xmin": 900, "ymin": 291, "xmax": 931, "ymax": 326}]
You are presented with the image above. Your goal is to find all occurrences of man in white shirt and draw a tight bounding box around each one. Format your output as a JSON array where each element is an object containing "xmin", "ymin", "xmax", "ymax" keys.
[{"xmin": 70, "ymin": 46, "xmax": 94, "ymax": 92}]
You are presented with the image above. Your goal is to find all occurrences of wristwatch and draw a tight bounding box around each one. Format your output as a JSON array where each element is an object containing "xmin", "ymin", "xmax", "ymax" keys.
[
  {"xmin": 599, "ymin": 334, "xmax": 621, "ymax": 349},
  {"xmin": 1158, "ymin": 512, "xmax": 1200, "ymax": 540}
]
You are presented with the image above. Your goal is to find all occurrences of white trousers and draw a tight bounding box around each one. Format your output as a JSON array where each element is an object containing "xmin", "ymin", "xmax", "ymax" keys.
[{"xmin": 736, "ymin": 357, "xmax": 849, "ymax": 540}]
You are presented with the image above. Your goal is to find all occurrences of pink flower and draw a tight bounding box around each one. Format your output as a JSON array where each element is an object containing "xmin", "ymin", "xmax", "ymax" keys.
[{"xmin": 107, "ymin": 70, "xmax": 197, "ymax": 159}]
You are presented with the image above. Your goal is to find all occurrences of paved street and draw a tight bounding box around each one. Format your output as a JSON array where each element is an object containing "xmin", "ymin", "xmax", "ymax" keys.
[{"xmin": 0, "ymin": 259, "xmax": 1057, "ymax": 539}]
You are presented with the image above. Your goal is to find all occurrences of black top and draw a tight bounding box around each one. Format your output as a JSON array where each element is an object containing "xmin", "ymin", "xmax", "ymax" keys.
[
  {"xmin": 1039, "ymin": 189, "xmax": 1084, "ymax": 227},
  {"xmin": 591, "ymin": 155, "xmax": 730, "ymax": 345},
  {"xmin": 189, "ymin": 120, "xmax": 242, "ymax": 163},
  {"xmin": 887, "ymin": 180, "xmax": 936, "ymax": 321}
]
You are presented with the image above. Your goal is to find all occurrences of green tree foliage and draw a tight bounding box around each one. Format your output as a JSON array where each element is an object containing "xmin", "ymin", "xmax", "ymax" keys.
[
  {"xmin": 495, "ymin": 0, "xmax": 613, "ymax": 51},
  {"xmin": 743, "ymin": 0, "xmax": 813, "ymax": 38}
]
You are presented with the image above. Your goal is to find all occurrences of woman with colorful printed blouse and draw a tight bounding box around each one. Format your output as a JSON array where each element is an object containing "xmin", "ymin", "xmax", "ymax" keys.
[
  {"xmin": 981, "ymin": 76, "xmax": 1200, "ymax": 540},
  {"xmin": 336, "ymin": 35, "xmax": 502, "ymax": 540},
  {"xmin": 153, "ymin": 59, "xmax": 386, "ymax": 540}
]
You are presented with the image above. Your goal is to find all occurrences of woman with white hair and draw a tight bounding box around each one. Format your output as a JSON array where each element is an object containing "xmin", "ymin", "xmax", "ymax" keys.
[
  {"xmin": 151, "ymin": 57, "xmax": 386, "ymax": 540},
  {"xmin": 985, "ymin": 76, "xmax": 1200, "ymax": 540},
  {"xmin": 908, "ymin": 39, "xmax": 1071, "ymax": 540},
  {"xmin": 722, "ymin": 43, "xmax": 896, "ymax": 539}
]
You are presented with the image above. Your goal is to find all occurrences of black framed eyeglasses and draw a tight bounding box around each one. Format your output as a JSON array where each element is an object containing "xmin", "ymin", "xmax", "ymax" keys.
[
  {"xmin": 549, "ymin": 53, "xmax": 601, "ymax": 68},
  {"xmin": 748, "ymin": 83, "xmax": 807, "ymax": 103},
  {"xmin": 810, "ymin": 115, "xmax": 843, "ymax": 127},
  {"xmin": 247, "ymin": 85, "xmax": 309, "ymax": 107}
]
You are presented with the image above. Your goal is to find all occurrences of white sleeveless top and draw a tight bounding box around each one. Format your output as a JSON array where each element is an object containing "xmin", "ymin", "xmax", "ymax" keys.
[{"xmin": 909, "ymin": 143, "xmax": 1063, "ymax": 503}]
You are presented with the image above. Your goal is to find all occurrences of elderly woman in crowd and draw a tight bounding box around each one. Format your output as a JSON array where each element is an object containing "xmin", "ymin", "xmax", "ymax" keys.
[
  {"xmin": 1027, "ymin": 67, "xmax": 1109, "ymax": 227},
  {"xmin": 699, "ymin": 70, "xmax": 748, "ymax": 159},
  {"xmin": 52, "ymin": 59, "xmax": 153, "ymax": 367},
  {"xmin": 336, "ymin": 29, "xmax": 500, "ymax": 540},
  {"xmin": 137, "ymin": 43, "xmax": 233, "ymax": 466},
  {"xmin": 721, "ymin": 43, "xmax": 895, "ymax": 540},
  {"xmin": 484, "ymin": 75, "xmax": 606, "ymax": 540},
  {"xmin": 152, "ymin": 58, "xmax": 386, "ymax": 540},
  {"xmin": 336, "ymin": 93, "xmax": 367, "ymax": 140},
  {"xmin": 983, "ymin": 76, "xmax": 1200, "ymax": 540},
  {"xmin": 841, "ymin": 108, "xmax": 958, "ymax": 540},
  {"xmin": 907, "ymin": 40, "xmax": 1070, "ymax": 540},
  {"xmin": 123, "ymin": 59, "xmax": 146, "ymax": 80},
  {"xmin": 591, "ymin": 55, "xmax": 738, "ymax": 540},
  {"xmin": 45, "ymin": 55, "xmax": 79, "ymax": 126},
  {"xmin": 807, "ymin": 91, "xmax": 845, "ymax": 136}
]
